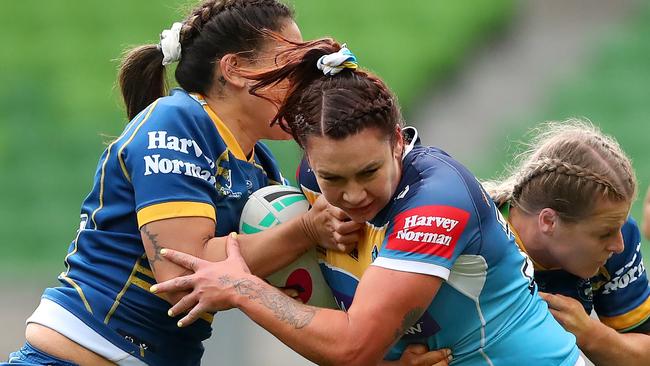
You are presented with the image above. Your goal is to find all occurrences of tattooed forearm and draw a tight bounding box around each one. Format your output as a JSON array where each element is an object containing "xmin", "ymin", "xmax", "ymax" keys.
[
  {"xmin": 141, "ymin": 225, "xmax": 163, "ymax": 271},
  {"xmin": 219, "ymin": 275, "xmax": 318, "ymax": 329},
  {"xmin": 394, "ymin": 307, "xmax": 425, "ymax": 342}
]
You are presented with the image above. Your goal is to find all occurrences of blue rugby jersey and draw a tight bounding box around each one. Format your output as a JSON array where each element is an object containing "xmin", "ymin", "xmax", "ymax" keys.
[
  {"xmin": 41, "ymin": 89, "xmax": 284, "ymax": 365},
  {"xmin": 522, "ymin": 215, "xmax": 650, "ymax": 333},
  {"xmin": 298, "ymin": 140, "xmax": 580, "ymax": 365}
]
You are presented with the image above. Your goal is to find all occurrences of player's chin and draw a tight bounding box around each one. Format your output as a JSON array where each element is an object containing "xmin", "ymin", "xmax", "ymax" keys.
[{"xmin": 574, "ymin": 264, "xmax": 601, "ymax": 279}]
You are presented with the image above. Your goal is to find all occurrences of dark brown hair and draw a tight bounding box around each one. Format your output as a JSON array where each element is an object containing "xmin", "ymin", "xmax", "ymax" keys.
[
  {"xmin": 118, "ymin": 0, "xmax": 293, "ymax": 120},
  {"xmin": 241, "ymin": 37, "xmax": 402, "ymax": 149}
]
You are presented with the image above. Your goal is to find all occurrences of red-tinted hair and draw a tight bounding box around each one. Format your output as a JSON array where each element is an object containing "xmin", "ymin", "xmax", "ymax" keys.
[{"xmin": 241, "ymin": 36, "xmax": 403, "ymax": 149}]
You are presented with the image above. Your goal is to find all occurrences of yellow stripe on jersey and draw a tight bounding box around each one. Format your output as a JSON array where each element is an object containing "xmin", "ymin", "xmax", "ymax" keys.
[
  {"xmin": 59, "ymin": 274, "xmax": 93, "ymax": 314},
  {"xmin": 105, "ymin": 255, "xmax": 145, "ymax": 324},
  {"xmin": 108, "ymin": 256, "xmax": 215, "ymax": 325},
  {"xmin": 135, "ymin": 265, "xmax": 155, "ymax": 279},
  {"xmin": 201, "ymin": 101, "xmax": 254, "ymax": 162},
  {"xmin": 137, "ymin": 201, "xmax": 216, "ymax": 228},
  {"xmin": 118, "ymin": 100, "xmax": 160, "ymax": 182},
  {"xmin": 599, "ymin": 294, "xmax": 650, "ymax": 331},
  {"xmin": 300, "ymin": 185, "xmax": 320, "ymax": 206},
  {"xmin": 324, "ymin": 223, "xmax": 387, "ymax": 279}
]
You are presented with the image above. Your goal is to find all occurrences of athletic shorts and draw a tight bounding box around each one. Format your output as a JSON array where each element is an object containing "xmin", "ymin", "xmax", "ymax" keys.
[{"xmin": 2, "ymin": 342, "xmax": 78, "ymax": 366}]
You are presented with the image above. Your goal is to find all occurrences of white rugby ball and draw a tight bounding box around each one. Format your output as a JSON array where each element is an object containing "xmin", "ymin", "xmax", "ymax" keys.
[{"xmin": 239, "ymin": 185, "xmax": 336, "ymax": 308}]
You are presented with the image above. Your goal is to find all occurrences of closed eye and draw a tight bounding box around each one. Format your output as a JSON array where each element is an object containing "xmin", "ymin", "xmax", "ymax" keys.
[
  {"xmin": 358, "ymin": 168, "xmax": 379, "ymax": 178},
  {"xmin": 599, "ymin": 231, "xmax": 618, "ymax": 239}
]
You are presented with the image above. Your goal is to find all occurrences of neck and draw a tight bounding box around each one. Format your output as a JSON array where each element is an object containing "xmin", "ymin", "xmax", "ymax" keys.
[
  {"xmin": 203, "ymin": 93, "xmax": 258, "ymax": 158},
  {"xmin": 509, "ymin": 205, "xmax": 560, "ymax": 269}
]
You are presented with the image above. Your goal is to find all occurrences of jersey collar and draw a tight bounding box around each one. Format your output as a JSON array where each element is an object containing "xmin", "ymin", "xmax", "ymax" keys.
[{"xmin": 190, "ymin": 93, "xmax": 255, "ymax": 163}]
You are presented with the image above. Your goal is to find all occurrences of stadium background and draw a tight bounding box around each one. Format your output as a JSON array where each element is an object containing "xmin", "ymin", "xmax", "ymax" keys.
[{"xmin": 1, "ymin": 0, "xmax": 648, "ymax": 364}]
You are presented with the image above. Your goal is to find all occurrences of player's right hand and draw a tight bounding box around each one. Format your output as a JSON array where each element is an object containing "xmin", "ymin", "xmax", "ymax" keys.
[
  {"xmin": 303, "ymin": 195, "xmax": 363, "ymax": 253},
  {"xmin": 395, "ymin": 344, "xmax": 452, "ymax": 366}
]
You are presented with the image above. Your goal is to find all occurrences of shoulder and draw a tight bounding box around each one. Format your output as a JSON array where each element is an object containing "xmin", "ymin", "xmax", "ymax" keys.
[
  {"xmin": 118, "ymin": 90, "xmax": 223, "ymax": 156},
  {"xmin": 143, "ymin": 89, "xmax": 212, "ymax": 130},
  {"xmin": 400, "ymin": 146, "xmax": 490, "ymax": 215}
]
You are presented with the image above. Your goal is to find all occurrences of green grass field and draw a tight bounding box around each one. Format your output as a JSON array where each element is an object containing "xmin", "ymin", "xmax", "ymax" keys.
[{"xmin": 0, "ymin": 0, "xmax": 513, "ymax": 272}]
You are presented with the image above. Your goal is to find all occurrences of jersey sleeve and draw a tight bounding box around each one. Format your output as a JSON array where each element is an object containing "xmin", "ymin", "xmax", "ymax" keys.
[
  {"xmin": 595, "ymin": 217, "xmax": 650, "ymax": 332},
  {"xmin": 297, "ymin": 156, "xmax": 321, "ymax": 205},
  {"xmin": 119, "ymin": 101, "xmax": 220, "ymax": 227},
  {"xmin": 372, "ymin": 171, "xmax": 475, "ymax": 281}
]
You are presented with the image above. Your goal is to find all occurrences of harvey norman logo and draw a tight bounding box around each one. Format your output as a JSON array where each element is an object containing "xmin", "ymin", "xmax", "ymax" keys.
[
  {"xmin": 397, "ymin": 214, "xmax": 461, "ymax": 246},
  {"xmin": 387, "ymin": 205, "xmax": 470, "ymax": 258},
  {"xmin": 142, "ymin": 131, "xmax": 216, "ymax": 185}
]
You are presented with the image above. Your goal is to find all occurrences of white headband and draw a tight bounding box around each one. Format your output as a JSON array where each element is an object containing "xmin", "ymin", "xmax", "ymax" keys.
[
  {"xmin": 160, "ymin": 22, "xmax": 183, "ymax": 66},
  {"xmin": 316, "ymin": 44, "xmax": 358, "ymax": 76}
]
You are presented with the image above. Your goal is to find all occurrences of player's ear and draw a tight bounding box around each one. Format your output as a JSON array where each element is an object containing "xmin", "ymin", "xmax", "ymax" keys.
[
  {"xmin": 219, "ymin": 54, "xmax": 246, "ymax": 89},
  {"xmin": 538, "ymin": 208, "xmax": 558, "ymax": 235},
  {"xmin": 392, "ymin": 126, "xmax": 404, "ymax": 158}
]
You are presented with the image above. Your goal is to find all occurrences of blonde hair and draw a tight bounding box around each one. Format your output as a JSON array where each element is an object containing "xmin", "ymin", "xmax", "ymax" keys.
[{"xmin": 483, "ymin": 118, "xmax": 636, "ymax": 221}]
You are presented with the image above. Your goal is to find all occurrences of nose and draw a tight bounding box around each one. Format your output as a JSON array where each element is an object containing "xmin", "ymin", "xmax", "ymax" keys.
[
  {"xmin": 342, "ymin": 182, "xmax": 367, "ymax": 206},
  {"xmin": 608, "ymin": 231, "xmax": 625, "ymax": 254}
]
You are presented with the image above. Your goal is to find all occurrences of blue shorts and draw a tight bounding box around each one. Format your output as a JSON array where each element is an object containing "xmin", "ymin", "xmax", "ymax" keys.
[{"xmin": 2, "ymin": 342, "xmax": 78, "ymax": 366}]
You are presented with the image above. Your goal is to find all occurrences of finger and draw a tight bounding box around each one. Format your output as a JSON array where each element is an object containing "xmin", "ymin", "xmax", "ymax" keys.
[
  {"xmin": 403, "ymin": 343, "xmax": 428, "ymax": 355},
  {"xmin": 432, "ymin": 357, "xmax": 450, "ymax": 366},
  {"xmin": 167, "ymin": 292, "xmax": 199, "ymax": 318},
  {"xmin": 151, "ymin": 275, "xmax": 195, "ymax": 294},
  {"xmin": 334, "ymin": 241, "xmax": 356, "ymax": 253},
  {"xmin": 333, "ymin": 231, "xmax": 361, "ymax": 245},
  {"xmin": 540, "ymin": 293, "xmax": 569, "ymax": 312},
  {"xmin": 413, "ymin": 349, "xmax": 451, "ymax": 364},
  {"xmin": 548, "ymin": 308, "xmax": 567, "ymax": 325},
  {"xmin": 328, "ymin": 205, "xmax": 352, "ymax": 221},
  {"xmin": 333, "ymin": 219, "xmax": 364, "ymax": 235},
  {"xmin": 160, "ymin": 248, "xmax": 204, "ymax": 271},
  {"xmin": 280, "ymin": 287, "xmax": 300, "ymax": 299},
  {"xmin": 538, "ymin": 292, "xmax": 554, "ymax": 305},
  {"xmin": 226, "ymin": 233, "xmax": 250, "ymax": 273},
  {"xmin": 176, "ymin": 301, "xmax": 207, "ymax": 328}
]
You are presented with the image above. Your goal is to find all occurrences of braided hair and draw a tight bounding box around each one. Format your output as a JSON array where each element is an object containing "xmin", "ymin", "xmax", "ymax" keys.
[
  {"xmin": 483, "ymin": 118, "xmax": 636, "ymax": 221},
  {"xmin": 239, "ymin": 37, "xmax": 402, "ymax": 149},
  {"xmin": 118, "ymin": 0, "xmax": 293, "ymax": 120}
]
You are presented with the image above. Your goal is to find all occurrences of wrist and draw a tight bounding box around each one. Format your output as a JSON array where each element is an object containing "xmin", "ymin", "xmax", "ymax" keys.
[
  {"xmin": 229, "ymin": 273, "xmax": 265, "ymax": 309},
  {"xmin": 299, "ymin": 211, "xmax": 319, "ymax": 246},
  {"xmin": 576, "ymin": 318, "xmax": 611, "ymax": 352}
]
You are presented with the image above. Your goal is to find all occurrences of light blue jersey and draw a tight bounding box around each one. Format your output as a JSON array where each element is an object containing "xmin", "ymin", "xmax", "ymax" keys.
[
  {"xmin": 31, "ymin": 89, "xmax": 284, "ymax": 365},
  {"xmin": 299, "ymin": 137, "xmax": 580, "ymax": 365}
]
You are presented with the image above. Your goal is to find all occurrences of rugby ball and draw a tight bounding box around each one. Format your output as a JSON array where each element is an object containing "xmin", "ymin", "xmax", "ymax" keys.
[{"xmin": 239, "ymin": 185, "xmax": 336, "ymax": 308}]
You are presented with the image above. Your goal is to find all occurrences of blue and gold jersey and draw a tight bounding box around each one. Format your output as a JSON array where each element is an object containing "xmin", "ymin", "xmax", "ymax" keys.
[
  {"xmin": 41, "ymin": 89, "xmax": 284, "ymax": 365},
  {"xmin": 299, "ymin": 139, "xmax": 580, "ymax": 365},
  {"xmin": 528, "ymin": 216, "xmax": 650, "ymax": 333}
]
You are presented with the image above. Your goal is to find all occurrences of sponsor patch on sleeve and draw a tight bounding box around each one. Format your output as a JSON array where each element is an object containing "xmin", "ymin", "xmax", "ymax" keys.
[{"xmin": 385, "ymin": 205, "xmax": 470, "ymax": 259}]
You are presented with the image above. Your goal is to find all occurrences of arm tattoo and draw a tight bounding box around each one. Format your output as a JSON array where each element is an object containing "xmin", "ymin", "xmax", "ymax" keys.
[
  {"xmin": 141, "ymin": 225, "xmax": 163, "ymax": 272},
  {"xmin": 219, "ymin": 275, "xmax": 318, "ymax": 329},
  {"xmin": 393, "ymin": 307, "xmax": 425, "ymax": 342}
]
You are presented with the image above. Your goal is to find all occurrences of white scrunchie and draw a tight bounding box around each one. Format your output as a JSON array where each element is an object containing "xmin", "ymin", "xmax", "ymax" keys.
[
  {"xmin": 316, "ymin": 44, "xmax": 358, "ymax": 76},
  {"xmin": 160, "ymin": 22, "xmax": 183, "ymax": 66}
]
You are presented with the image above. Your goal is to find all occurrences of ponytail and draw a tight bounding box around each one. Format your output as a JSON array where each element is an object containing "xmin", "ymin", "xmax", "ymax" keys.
[
  {"xmin": 116, "ymin": 0, "xmax": 293, "ymax": 121},
  {"xmin": 118, "ymin": 45, "xmax": 167, "ymax": 120}
]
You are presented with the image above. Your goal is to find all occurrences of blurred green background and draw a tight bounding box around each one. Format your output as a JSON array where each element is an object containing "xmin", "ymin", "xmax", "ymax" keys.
[
  {"xmin": 1, "ymin": 1, "xmax": 649, "ymax": 364},
  {"xmin": 0, "ymin": 0, "xmax": 514, "ymax": 273}
]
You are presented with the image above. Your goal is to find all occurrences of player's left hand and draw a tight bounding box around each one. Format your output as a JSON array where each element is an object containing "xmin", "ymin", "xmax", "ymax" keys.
[
  {"xmin": 304, "ymin": 194, "xmax": 363, "ymax": 253},
  {"xmin": 150, "ymin": 233, "xmax": 252, "ymax": 327},
  {"xmin": 539, "ymin": 292, "xmax": 594, "ymax": 342}
]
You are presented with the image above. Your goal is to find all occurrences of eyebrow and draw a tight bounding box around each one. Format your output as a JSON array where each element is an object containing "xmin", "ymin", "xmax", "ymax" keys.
[{"xmin": 317, "ymin": 160, "xmax": 383, "ymax": 178}]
